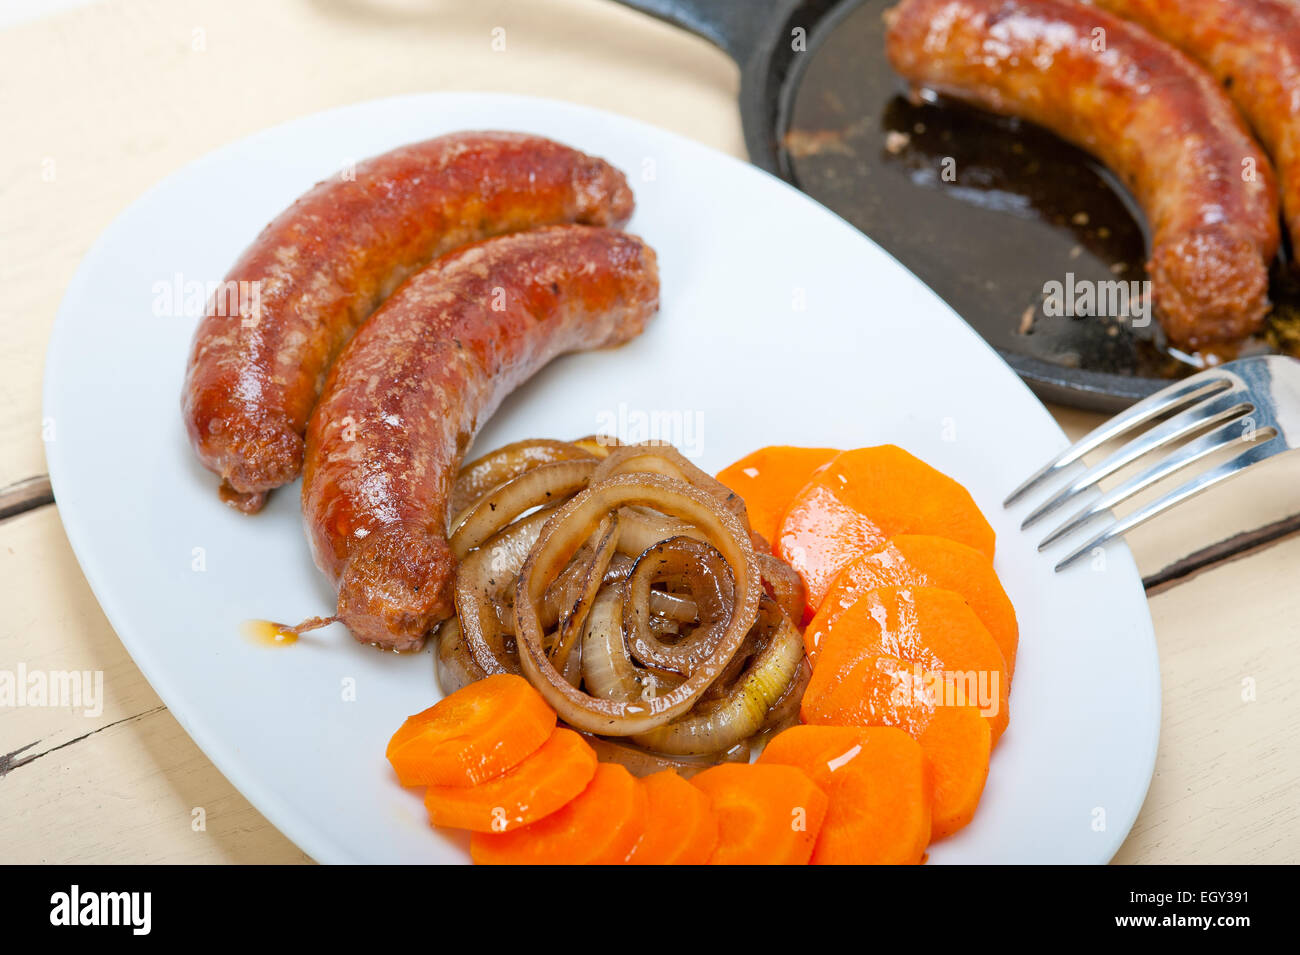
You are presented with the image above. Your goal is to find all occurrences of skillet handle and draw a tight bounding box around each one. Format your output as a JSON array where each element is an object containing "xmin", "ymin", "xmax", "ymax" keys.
[{"xmin": 609, "ymin": 0, "xmax": 769, "ymax": 64}]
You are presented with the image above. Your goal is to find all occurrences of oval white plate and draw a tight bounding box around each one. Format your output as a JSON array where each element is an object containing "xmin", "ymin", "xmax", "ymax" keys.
[{"xmin": 44, "ymin": 92, "xmax": 1159, "ymax": 864}]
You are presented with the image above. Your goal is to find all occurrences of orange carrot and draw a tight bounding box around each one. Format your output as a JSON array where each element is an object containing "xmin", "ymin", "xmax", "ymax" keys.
[
  {"xmin": 691, "ymin": 763, "xmax": 828, "ymax": 865},
  {"xmin": 775, "ymin": 482, "xmax": 888, "ymax": 617},
  {"xmin": 800, "ymin": 585, "xmax": 1009, "ymax": 740},
  {"xmin": 387, "ymin": 673, "xmax": 556, "ymax": 787},
  {"xmin": 813, "ymin": 534, "xmax": 1019, "ymax": 675},
  {"xmin": 777, "ymin": 445, "xmax": 995, "ymax": 614},
  {"xmin": 424, "ymin": 727, "xmax": 596, "ymax": 833},
  {"xmin": 627, "ymin": 770, "xmax": 720, "ymax": 865},
  {"xmin": 758, "ymin": 724, "xmax": 932, "ymax": 864},
  {"xmin": 918, "ymin": 705, "xmax": 992, "ymax": 840},
  {"xmin": 716, "ymin": 446, "xmax": 839, "ymax": 545},
  {"xmin": 470, "ymin": 763, "xmax": 648, "ymax": 864}
]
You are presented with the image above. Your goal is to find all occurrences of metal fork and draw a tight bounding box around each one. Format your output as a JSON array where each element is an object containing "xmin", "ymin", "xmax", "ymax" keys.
[{"xmin": 1004, "ymin": 355, "xmax": 1300, "ymax": 571}]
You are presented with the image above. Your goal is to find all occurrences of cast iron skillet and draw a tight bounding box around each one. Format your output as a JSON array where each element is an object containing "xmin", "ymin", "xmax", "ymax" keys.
[{"xmin": 613, "ymin": 0, "xmax": 1299, "ymax": 411}]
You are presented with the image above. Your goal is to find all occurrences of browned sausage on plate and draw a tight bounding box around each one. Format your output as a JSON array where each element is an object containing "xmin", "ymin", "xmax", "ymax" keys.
[
  {"xmin": 302, "ymin": 225, "xmax": 660, "ymax": 651},
  {"xmin": 182, "ymin": 132, "xmax": 634, "ymax": 513},
  {"xmin": 885, "ymin": 0, "xmax": 1281, "ymax": 350},
  {"xmin": 1092, "ymin": 0, "xmax": 1300, "ymax": 255}
]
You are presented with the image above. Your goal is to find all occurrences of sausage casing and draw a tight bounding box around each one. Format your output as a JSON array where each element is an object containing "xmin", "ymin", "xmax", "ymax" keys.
[
  {"xmin": 302, "ymin": 225, "xmax": 660, "ymax": 651},
  {"xmin": 183, "ymin": 132, "xmax": 634, "ymax": 512},
  {"xmin": 885, "ymin": 0, "xmax": 1280, "ymax": 349},
  {"xmin": 1092, "ymin": 0, "xmax": 1300, "ymax": 254}
]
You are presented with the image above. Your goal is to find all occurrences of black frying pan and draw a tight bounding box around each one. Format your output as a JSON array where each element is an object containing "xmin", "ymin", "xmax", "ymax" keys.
[{"xmin": 613, "ymin": 0, "xmax": 1300, "ymax": 412}]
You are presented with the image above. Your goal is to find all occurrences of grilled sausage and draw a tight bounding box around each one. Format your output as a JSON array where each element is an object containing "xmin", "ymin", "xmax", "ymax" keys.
[
  {"xmin": 182, "ymin": 132, "xmax": 634, "ymax": 513},
  {"xmin": 302, "ymin": 225, "xmax": 659, "ymax": 651},
  {"xmin": 885, "ymin": 0, "xmax": 1281, "ymax": 349},
  {"xmin": 1091, "ymin": 0, "xmax": 1300, "ymax": 255}
]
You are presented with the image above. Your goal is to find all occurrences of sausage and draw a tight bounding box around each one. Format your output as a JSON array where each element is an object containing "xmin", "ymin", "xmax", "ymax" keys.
[
  {"xmin": 884, "ymin": 0, "xmax": 1281, "ymax": 350},
  {"xmin": 301, "ymin": 225, "xmax": 659, "ymax": 651},
  {"xmin": 1091, "ymin": 0, "xmax": 1300, "ymax": 253},
  {"xmin": 182, "ymin": 132, "xmax": 635, "ymax": 513}
]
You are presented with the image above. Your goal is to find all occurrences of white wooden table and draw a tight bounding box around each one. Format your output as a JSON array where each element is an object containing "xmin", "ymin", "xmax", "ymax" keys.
[{"xmin": 2, "ymin": 0, "xmax": 1296, "ymax": 863}]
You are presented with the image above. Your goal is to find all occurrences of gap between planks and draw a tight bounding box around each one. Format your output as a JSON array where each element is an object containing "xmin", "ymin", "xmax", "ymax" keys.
[{"xmin": 2, "ymin": 473, "xmax": 1296, "ymax": 594}]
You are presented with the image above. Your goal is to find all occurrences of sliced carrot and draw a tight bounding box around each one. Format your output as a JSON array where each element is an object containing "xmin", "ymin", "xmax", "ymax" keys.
[
  {"xmin": 800, "ymin": 585, "xmax": 1009, "ymax": 739},
  {"xmin": 777, "ymin": 445, "xmax": 995, "ymax": 614},
  {"xmin": 758, "ymin": 724, "xmax": 931, "ymax": 864},
  {"xmin": 424, "ymin": 727, "xmax": 596, "ymax": 833},
  {"xmin": 470, "ymin": 763, "xmax": 648, "ymax": 865},
  {"xmin": 799, "ymin": 587, "xmax": 1001, "ymax": 841},
  {"xmin": 803, "ymin": 652, "xmax": 992, "ymax": 841},
  {"xmin": 918, "ymin": 705, "xmax": 992, "ymax": 839},
  {"xmin": 691, "ymin": 763, "xmax": 828, "ymax": 865},
  {"xmin": 387, "ymin": 673, "xmax": 556, "ymax": 786},
  {"xmin": 813, "ymin": 534, "xmax": 1018, "ymax": 675},
  {"xmin": 775, "ymin": 482, "xmax": 888, "ymax": 618},
  {"xmin": 716, "ymin": 446, "xmax": 839, "ymax": 545},
  {"xmin": 627, "ymin": 770, "xmax": 719, "ymax": 865}
]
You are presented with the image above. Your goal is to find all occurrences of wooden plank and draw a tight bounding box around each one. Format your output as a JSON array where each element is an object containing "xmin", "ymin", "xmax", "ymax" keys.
[
  {"xmin": 2, "ymin": 705, "xmax": 311, "ymax": 864},
  {"xmin": 4, "ymin": 0, "xmax": 1299, "ymax": 866},
  {"xmin": 1113, "ymin": 533, "xmax": 1300, "ymax": 863},
  {"xmin": 0, "ymin": 504, "xmax": 307, "ymax": 863}
]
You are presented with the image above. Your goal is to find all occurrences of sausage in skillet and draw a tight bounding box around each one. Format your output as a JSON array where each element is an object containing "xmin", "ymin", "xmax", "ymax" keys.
[{"xmin": 885, "ymin": 0, "xmax": 1280, "ymax": 349}]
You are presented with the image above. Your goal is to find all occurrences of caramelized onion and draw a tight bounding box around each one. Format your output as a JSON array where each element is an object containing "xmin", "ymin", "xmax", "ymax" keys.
[
  {"xmin": 453, "ymin": 506, "xmax": 559, "ymax": 676},
  {"xmin": 583, "ymin": 733, "xmax": 750, "ymax": 779},
  {"xmin": 757, "ymin": 551, "xmax": 808, "ymax": 625},
  {"xmin": 449, "ymin": 458, "xmax": 595, "ymax": 558},
  {"xmin": 623, "ymin": 536, "xmax": 734, "ymax": 676},
  {"xmin": 550, "ymin": 514, "xmax": 619, "ymax": 675},
  {"xmin": 450, "ymin": 439, "xmax": 594, "ymax": 521},
  {"xmin": 632, "ymin": 599, "xmax": 805, "ymax": 755},
  {"xmin": 514, "ymin": 473, "xmax": 761, "ymax": 735},
  {"xmin": 581, "ymin": 587, "xmax": 683, "ymax": 703},
  {"xmin": 434, "ymin": 617, "xmax": 486, "ymax": 695},
  {"xmin": 569, "ymin": 434, "xmax": 623, "ymax": 459},
  {"xmin": 591, "ymin": 443, "xmax": 749, "ymax": 526}
]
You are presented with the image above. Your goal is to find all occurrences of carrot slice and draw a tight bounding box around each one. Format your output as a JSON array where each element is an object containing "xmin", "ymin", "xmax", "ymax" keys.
[
  {"xmin": 627, "ymin": 770, "xmax": 719, "ymax": 864},
  {"xmin": 758, "ymin": 725, "xmax": 932, "ymax": 864},
  {"xmin": 800, "ymin": 586, "xmax": 1009, "ymax": 740},
  {"xmin": 918, "ymin": 705, "xmax": 992, "ymax": 840},
  {"xmin": 803, "ymin": 653, "xmax": 992, "ymax": 841},
  {"xmin": 424, "ymin": 728, "xmax": 596, "ymax": 833},
  {"xmin": 691, "ymin": 763, "xmax": 828, "ymax": 865},
  {"xmin": 386, "ymin": 673, "xmax": 556, "ymax": 786},
  {"xmin": 470, "ymin": 763, "xmax": 648, "ymax": 865},
  {"xmin": 775, "ymin": 482, "xmax": 888, "ymax": 617},
  {"xmin": 813, "ymin": 535, "xmax": 1018, "ymax": 675},
  {"xmin": 777, "ymin": 445, "xmax": 995, "ymax": 613},
  {"xmin": 716, "ymin": 446, "xmax": 839, "ymax": 545}
]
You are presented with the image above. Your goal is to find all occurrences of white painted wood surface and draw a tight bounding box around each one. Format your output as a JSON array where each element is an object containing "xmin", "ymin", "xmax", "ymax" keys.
[{"xmin": 2, "ymin": 0, "xmax": 1296, "ymax": 864}]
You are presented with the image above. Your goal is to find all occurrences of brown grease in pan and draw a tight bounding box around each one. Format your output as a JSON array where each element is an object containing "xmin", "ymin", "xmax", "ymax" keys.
[{"xmin": 782, "ymin": 0, "xmax": 1299, "ymax": 381}]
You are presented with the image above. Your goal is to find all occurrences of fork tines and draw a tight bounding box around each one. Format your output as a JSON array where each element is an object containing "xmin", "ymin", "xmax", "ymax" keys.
[{"xmin": 1004, "ymin": 356, "xmax": 1293, "ymax": 571}]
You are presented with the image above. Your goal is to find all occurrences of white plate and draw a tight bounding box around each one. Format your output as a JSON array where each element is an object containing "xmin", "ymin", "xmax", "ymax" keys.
[{"xmin": 44, "ymin": 92, "xmax": 1159, "ymax": 864}]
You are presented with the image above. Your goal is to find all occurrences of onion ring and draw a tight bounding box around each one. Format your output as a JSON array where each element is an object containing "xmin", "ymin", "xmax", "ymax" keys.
[
  {"xmin": 583, "ymin": 733, "xmax": 750, "ymax": 779},
  {"xmin": 454, "ymin": 506, "xmax": 560, "ymax": 676},
  {"xmin": 592, "ymin": 443, "xmax": 750, "ymax": 526},
  {"xmin": 631, "ymin": 599, "xmax": 805, "ymax": 755},
  {"xmin": 550, "ymin": 513, "xmax": 619, "ymax": 674},
  {"xmin": 449, "ymin": 458, "xmax": 595, "ymax": 558},
  {"xmin": 581, "ymin": 587, "xmax": 683, "ymax": 703},
  {"xmin": 514, "ymin": 473, "xmax": 761, "ymax": 736},
  {"xmin": 433, "ymin": 617, "xmax": 486, "ymax": 695},
  {"xmin": 450, "ymin": 438, "xmax": 594, "ymax": 521},
  {"xmin": 623, "ymin": 536, "xmax": 734, "ymax": 676}
]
